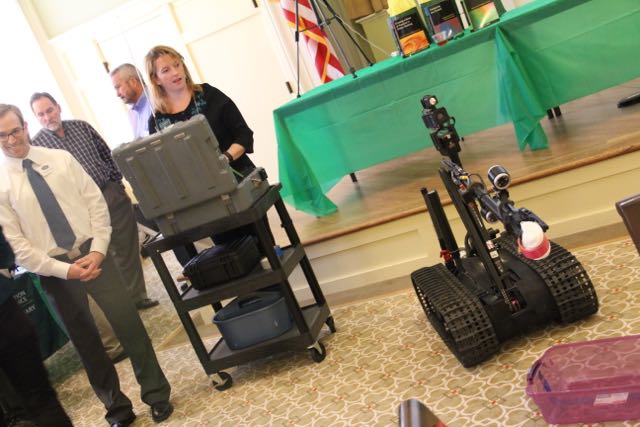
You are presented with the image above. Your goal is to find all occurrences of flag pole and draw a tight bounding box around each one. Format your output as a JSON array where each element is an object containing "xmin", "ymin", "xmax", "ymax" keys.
[{"xmin": 294, "ymin": 0, "xmax": 302, "ymax": 97}]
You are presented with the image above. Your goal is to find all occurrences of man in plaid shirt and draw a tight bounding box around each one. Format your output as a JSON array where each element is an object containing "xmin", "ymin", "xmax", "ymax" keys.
[{"xmin": 29, "ymin": 93, "xmax": 159, "ymax": 317}]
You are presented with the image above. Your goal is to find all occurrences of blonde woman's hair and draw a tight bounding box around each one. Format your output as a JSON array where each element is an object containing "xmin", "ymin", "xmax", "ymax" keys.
[{"xmin": 144, "ymin": 45, "xmax": 201, "ymax": 114}]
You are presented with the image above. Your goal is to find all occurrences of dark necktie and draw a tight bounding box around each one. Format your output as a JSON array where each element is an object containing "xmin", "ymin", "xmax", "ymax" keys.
[{"xmin": 23, "ymin": 159, "xmax": 76, "ymax": 250}]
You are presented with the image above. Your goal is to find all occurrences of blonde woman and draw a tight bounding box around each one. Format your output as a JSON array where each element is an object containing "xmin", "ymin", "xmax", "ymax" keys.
[
  {"xmin": 145, "ymin": 45, "xmax": 256, "ymax": 178},
  {"xmin": 144, "ymin": 45, "xmax": 273, "ymax": 252}
]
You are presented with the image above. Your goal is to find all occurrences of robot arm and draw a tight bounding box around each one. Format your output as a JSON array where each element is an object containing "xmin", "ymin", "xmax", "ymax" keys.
[{"xmin": 443, "ymin": 160, "xmax": 551, "ymax": 260}]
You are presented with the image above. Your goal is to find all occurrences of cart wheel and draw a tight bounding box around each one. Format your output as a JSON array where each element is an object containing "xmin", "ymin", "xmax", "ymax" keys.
[
  {"xmin": 211, "ymin": 371, "xmax": 233, "ymax": 391},
  {"xmin": 308, "ymin": 341, "xmax": 326, "ymax": 363},
  {"xmin": 326, "ymin": 316, "xmax": 337, "ymax": 333}
]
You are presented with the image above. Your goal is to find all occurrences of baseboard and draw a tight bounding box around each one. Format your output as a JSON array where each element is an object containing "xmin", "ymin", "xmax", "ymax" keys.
[
  {"xmin": 298, "ymin": 275, "xmax": 414, "ymax": 308},
  {"xmin": 553, "ymin": 222, "xmax": 629, "ymax": 250}
]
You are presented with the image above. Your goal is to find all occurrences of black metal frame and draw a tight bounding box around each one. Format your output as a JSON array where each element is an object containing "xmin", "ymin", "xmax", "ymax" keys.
[{"xmin": 145, "ymin": 185, "xmax": 334, "ymax": 384}]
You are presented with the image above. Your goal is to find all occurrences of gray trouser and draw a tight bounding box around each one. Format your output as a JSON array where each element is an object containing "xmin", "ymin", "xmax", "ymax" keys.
[
  {"xmin": 88, "ymin": 296, "xmax": 123, "ymax": 358},
  {"xmin": 40, "ymin": 244, "xmax": 170, "ymax": 424},
  {"xmin": 102, "ymin": 181, "xmax": 148, "ymax": 303}
]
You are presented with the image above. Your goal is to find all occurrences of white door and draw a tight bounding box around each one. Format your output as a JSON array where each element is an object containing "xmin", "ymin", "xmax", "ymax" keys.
[
  {"xmin": 177, "ymin": 0, "xmax": 296, "ymax": 177},
  {"xmin": 50, "ymin": 0, "xmax": 296, "ymax": 177}
]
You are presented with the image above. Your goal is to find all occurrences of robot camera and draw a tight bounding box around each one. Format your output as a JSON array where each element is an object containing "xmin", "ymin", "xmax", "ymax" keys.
[
  {"xmin": 487, "ymin": 165, "xmax": 511, "ymax": 190},
  {"xmin": 421, "ymin": 95, "xmax": 439, "ymax": 110}
]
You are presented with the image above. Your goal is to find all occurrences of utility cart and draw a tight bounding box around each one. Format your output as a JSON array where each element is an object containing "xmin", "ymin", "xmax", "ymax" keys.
[{"xmin": 145, "ymin": 184, "xmax": 335, "ymax": 390}]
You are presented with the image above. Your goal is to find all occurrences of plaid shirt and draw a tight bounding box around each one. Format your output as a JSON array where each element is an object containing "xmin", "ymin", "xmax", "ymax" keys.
[{"xmin": 32, "ymin": 120, "xmax": 122, "ymax": 188}]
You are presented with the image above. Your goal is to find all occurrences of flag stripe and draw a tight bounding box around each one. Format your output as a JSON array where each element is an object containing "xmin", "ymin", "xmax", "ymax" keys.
[{"xmin": 280, "ymin": 0, "xmax": 345, "ymax": 83}]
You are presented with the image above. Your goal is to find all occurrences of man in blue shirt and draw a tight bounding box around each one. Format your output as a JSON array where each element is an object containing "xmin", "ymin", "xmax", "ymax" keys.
[
  {"xmin": 110, "ymin": 63, "xmax": 198, "ymax": 265},
  {"xmin": 110, "ymin": 64, "xmax": 153, "ymax": 139}
]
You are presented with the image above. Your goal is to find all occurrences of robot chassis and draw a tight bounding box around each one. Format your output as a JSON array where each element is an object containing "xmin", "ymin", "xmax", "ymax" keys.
[{"xmin": 411, "ymin": 95, "xmax": 599, "ymax": 367}]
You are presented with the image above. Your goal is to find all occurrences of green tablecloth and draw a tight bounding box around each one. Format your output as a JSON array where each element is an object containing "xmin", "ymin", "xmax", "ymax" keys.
[{"xmin": 274, "ymin": 0, "xmax": 640, "ymax": 217}]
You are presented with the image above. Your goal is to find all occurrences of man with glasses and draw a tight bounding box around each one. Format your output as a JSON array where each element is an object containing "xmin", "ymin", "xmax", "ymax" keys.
[
  {"xmin": 29, "ymin": 92, "xmax": 159, "ymax": 311},
  {"xmin": 0, "ymin": 104, "xmax": 173, "ymax": 426}
]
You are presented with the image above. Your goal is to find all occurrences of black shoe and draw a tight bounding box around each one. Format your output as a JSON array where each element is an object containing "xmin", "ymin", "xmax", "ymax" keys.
[
  {"xmin": 135, "ymin": 298, "xmax": 159, "ymax": 310},
  {"xmin": 110, "ymin": 414, "xmax": 136, "ymax": 427},
  {"xmin": 151, "ymin": 401, "xmax": 173, "ymax": 423},
  {"xmin": 110, "ymin": 351, "xmax": 128, "ymax": 364}
]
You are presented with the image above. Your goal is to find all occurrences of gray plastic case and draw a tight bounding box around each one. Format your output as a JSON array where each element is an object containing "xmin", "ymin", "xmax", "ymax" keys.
[
  {"xmin": 213, "ymin": 291, "xmax": 293, "ymax": 350},
  {"xmin": 112, "ymin": 114, "xmax": 269, "ymax": 236}
]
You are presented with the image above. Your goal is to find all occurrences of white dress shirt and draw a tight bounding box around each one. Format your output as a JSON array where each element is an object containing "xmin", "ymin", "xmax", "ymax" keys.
[{"xmin": 0, "ymin": 145, "xmax": 111, "ymax": 279}]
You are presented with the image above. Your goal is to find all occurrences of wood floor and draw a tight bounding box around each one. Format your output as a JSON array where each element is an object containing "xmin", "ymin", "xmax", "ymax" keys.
[{"xmin": 275, "ymin": 79, "xmax": 640, "ymax": 245}]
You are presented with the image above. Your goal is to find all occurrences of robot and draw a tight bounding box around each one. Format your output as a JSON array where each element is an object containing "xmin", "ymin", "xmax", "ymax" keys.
[{"xmin": 411, "ymin": 95, "xmax": 599, "ymax": 367}]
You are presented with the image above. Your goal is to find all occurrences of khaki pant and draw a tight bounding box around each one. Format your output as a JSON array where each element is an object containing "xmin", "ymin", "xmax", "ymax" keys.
[{"xmin": 88, "ymin": 296, "xmax": 123, "ymax": 359}]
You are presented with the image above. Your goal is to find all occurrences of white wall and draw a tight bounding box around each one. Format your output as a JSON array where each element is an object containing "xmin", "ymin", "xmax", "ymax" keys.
[
  {"xmin": 0, "ymin": 0, "xmax": 68, "ymax": 136},
  {"xmin": 28, "ymin": 0, "xmax": 130, "ymax": 38},
  {"xmin": 17, "ymin": 0, "xmax": 304, "ymax": 179}
]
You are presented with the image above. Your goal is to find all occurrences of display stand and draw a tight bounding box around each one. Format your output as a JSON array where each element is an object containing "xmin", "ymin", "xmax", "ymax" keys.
[{"xmin": 145, "ymin": 185, "xmax": 334, "ymax": 390}]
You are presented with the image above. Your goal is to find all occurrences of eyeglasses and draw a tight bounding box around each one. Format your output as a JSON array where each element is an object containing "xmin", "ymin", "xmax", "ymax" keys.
[{"xmin": 0, "ymin": 127, "xmax": 24, "ymax": 142}]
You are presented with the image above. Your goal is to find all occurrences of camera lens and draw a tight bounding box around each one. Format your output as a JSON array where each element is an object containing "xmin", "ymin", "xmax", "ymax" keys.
[
  {"xmin": 421, "ymin": 95, "xmax": 438, "ymax": 109},
  {"xmin": 488, "ymin": 165, "xmax": 510, "ymax": 190}
]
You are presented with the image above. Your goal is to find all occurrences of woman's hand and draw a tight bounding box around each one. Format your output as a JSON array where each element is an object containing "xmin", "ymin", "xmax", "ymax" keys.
[{"xmin": 226, "ymin": 143, "xmax": 245, "ymax": 161}]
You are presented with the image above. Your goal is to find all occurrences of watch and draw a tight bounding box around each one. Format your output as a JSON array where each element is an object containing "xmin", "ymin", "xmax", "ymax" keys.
[{"xmin": 223, "ymin": 151, "xmax": 233, "ymax": 162}]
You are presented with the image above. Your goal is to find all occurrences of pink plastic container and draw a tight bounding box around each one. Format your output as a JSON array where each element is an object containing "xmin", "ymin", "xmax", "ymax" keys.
[{"xmin": 526, "ymin": 335, "xmax": 640, "ymax": 424}]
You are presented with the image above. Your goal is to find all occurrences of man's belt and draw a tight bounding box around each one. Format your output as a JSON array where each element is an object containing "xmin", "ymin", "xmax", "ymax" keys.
[{"xmin": 53, "ymin": 239, "xmax": 92, "ymax": 262}]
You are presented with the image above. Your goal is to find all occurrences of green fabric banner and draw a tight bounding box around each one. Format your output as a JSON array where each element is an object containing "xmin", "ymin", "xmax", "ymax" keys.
[{"xmin": 274, "ymin": 0, "xmax": 640, "ymax": 217}]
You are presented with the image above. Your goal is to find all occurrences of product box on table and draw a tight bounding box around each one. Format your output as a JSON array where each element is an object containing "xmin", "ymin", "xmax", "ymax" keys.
[
  {"xmin": 183, "ymin": 236, "xmax": 262, "ymax": 290},
  {"xmin": 213, "ymin": 291, "xmax": 293, "ymax": 350},
  {"xmin": 526, "ymin": 334, "xmax": 640, "ymax": 424},
  {"xmin": 112, "ymin": 115, "xmax": 269, "ymax": 236}
]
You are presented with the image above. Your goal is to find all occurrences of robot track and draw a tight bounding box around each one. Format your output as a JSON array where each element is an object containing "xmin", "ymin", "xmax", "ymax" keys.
[{"xmin": 412, "ymin": 264, "xmax": 500, "ymax": 368}]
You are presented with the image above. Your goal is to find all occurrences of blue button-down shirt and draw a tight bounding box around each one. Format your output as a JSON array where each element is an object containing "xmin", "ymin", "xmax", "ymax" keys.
[{"xmin": 129, "ymin": 91, "xmax": 153, "ymax": 139}]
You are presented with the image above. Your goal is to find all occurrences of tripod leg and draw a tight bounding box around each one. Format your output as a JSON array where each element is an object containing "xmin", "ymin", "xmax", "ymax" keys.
[
  {"xmin": 310, "ymin": 0, "xmax": 358, "ymax": 76},
  {"xmin": 618, "ymin": 92, "xmax": 640, "ymax": 108},
  {"xmin": 317, "ymin": 0, "xmax": 373, "ymax": 66}
]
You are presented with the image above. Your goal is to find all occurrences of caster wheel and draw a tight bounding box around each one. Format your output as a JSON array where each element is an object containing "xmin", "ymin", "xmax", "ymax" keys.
[
  {"xmin": 326, "ymin": 316, "xmax": 337, "ymax": 333},
  {"xmin": 308, "ymin": 342, "xmax": 326, "ymax": 363},
  {"xmin": 211, "ymin": 371, "xmax": 233, "ymax": 391}
]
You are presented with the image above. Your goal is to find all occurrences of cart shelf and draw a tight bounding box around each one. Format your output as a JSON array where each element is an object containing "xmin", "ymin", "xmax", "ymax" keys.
[{"xmin": 145, "ymin": 185, "xmax": 334, "ymax": 390}]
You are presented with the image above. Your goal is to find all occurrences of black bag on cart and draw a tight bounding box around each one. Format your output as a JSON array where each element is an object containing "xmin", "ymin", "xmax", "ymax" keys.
[{"xmin": 183, "ymin": 236, "xmax": 262, "ymax": 290}]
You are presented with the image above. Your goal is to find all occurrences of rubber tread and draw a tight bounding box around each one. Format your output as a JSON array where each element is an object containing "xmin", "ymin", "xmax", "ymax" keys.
[
  {"xmin": 497, "ymin": 235, "xmax": 598, "ymax": 323},
  {"xmin": 412, "ymin": 264, "xmax": 500, "ymax": 367}
]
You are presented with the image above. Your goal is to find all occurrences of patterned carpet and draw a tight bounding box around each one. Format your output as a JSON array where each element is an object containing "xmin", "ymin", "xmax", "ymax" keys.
[{"xmin": 45, "ymin": 238, "xmax": 640, "ymax": 426}]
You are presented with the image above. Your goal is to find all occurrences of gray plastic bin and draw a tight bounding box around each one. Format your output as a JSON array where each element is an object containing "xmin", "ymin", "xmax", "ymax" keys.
[{"xmin": 213, "ymin": 291, "xmax": 293, "ymax": 350}]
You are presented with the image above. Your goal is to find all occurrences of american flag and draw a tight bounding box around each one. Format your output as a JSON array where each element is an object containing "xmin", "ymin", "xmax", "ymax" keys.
[{"xmin": 280, "ymin": 0, "xmax": 345, "ymax": 83}]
